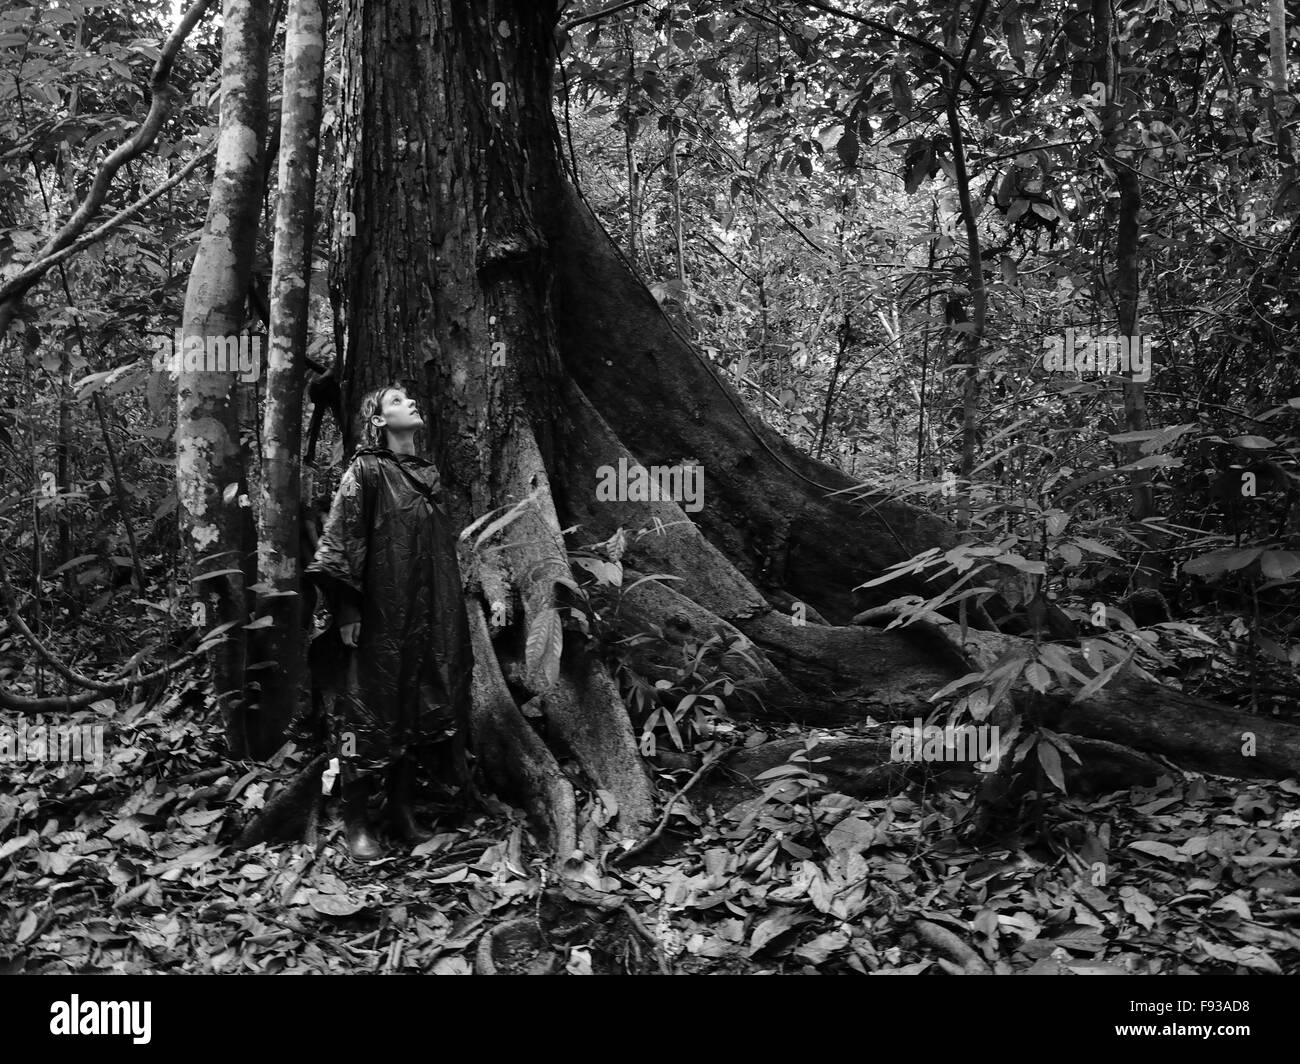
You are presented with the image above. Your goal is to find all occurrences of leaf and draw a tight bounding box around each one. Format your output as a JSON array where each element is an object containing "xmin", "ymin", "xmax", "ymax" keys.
[
  {"xmin": 1117, "ymin": 453, "xmax": 1180, "ymax": 472},
  {"xmin": 1227, "ymin": 435, "xmax": 1275, "ymax": 450},
  {"xmin": 572, "ymin": 556, "xmax": 622, "ymax": 586},
  {"xmin": 525, "ymin": 607, "xmax": 563, "ymax": 690},
  {"xmin": 1055, "ymin": 543, "xmax": 1082, "ymax": 567},
  {"xmin": 1196, "ymin": 936, "xmax": 1240, "ymax": 964},
  {"xmin": 621, "ymin": 573, "xmax": 684, "ymax": 595},
  {"xmin": 1109, "ymin": 422, "xmax": 1195, "ymax": 454},
  {"xmin": 927, "ymin": 670, "xmax": 985, "ymax": 702},
  {"xmin": 836, "ymin": 129, "xmax": 859, "ymax": 168},
  {"xmin": 753, "ymin": 763, "xmax": 814, "ymax": 780},
  {"xmin": 1260, "ymin": 550, "xmax": 1300, "ymax": 579},
  {"xmin": 794, "ymin": 929, "xmax": 849, "ymax": 965},
  {"xmin": 824, "ymin": 814, "xmax": 876, "ymax": 857},
  {"xmin": 1119, "ymin": 886, "xmax": 1157, "ymax": 929},
  {"xmin": 1071, "ymin": 657, "xmax": 1126, "ymax": 703},
  {"xmin": 1128, "ymin": 840, "xmax": 1183, "ymax": 862},
  {"xmin": 1037, "ymin": 740, "xmax": 1066, "ymax": 793},
  {"xmin": 749, "ymin": 909, "xmax": 804, "ymax": 953},
  {"xmin": 903, "ymin": 144, "xmax": 934, "ymax": 193},
  {"xmin": 1222, "ymin": 547, "xmax": 1265, "ymax": 571},
  {"xmin": 52, "ymin": 554, "xmax": 99, "ymax": 574},
  {"xmin": 0, "ymin": 832, "xmax": 37, "ymax": 861},
  {"xmin": 431, "ymin": 955, "xmax": 472, "ymax": 975},
  {"xmin": 466, "ymin": 490, "xmax": 537, "ymax": 551},
  {"xmin": 1072, "ymin": 537, "xmax": 1122, "ymax": 560},
  {"xmin": 16, "ymin": 910, "xmax": 40, "ymax": 944},
  {"xmin": 1227, "ymin": 946, "xmax": 1283, "ymax": 974},
  {"xmin": 146, "ymin": 844, "xmax": 225, "ymax": 876},
  {"xmin": 1024, "ymin": 662, "xmax": 1051, "ymax": 693},
  {"xmin": 309, "ymin": 892, "xmax": 366, "ymax": 917},
  {"xmin": 1106, "ymin": 428, "xmax": 1164, "ymax": 445},
  {"xmin": 1183, "ymin": 549, "xmax": 1237, "ymax": 576},
  {"xmin": 890, "ymin": 67, "xmax": 914, "ymax": 116},
  {"xmin": 191, "ymin": 568, "xmax": 245, "ymax": 584}
]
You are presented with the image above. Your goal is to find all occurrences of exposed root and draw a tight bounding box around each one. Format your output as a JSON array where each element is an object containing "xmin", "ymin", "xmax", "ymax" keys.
[
  {"xmin": 465, "ymin": 599, "xmax": 578, "ymax": 856},
  {"xmin": 540, "ymin": 648, "xmax": 656, "ymax": 837}
]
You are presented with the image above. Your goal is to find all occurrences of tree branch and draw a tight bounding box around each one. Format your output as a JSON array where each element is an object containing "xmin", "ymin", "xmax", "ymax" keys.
[
  {"xmin": 798, "ymin": 0, "xmax": 981, "ymax": 91},
  {"xmin": 561, "ymin": 0, "xmax": 655, "ymax": 32},
  {"xmin": 0, "ymin": 144, "xmax": 215, "ymax": 303},
  {"xmin": 0, "ymin": 0, "xmax": 214, "ymax": 336}
]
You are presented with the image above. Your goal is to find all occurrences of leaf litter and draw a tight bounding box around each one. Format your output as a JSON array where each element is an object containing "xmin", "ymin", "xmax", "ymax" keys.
[{"xmin": 1, "ymin": 686, "xmax": 1298, "ymax": 974}]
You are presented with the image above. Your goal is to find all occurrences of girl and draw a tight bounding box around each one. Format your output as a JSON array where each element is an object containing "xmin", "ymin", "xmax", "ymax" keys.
[{"xmin": 308, "ymin": 384, "xmax": 469, "ymax": 860}]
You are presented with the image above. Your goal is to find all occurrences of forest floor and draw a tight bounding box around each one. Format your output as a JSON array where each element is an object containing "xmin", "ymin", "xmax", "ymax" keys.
[{"xmin": 2, "ymin": 651, "xmax": 1299, "ymax": 977}]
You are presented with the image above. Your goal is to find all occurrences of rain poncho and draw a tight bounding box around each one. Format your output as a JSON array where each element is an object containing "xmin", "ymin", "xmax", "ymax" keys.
[{"xmin": 306, "ymin": 447, "xmax": 471, "ymax": 780}]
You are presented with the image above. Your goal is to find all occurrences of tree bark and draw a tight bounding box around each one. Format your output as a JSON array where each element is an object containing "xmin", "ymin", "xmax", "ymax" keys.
[
  {"xmin": 1269, "ymin": 0, "xmax": 1293, "ymax": 169},
  {"xmin": 177, "ymin": 0, "xmax": 270, "ymax": 758},
  {"xmin": 944, "ymin": 18, "xmax": 988, "ymax": 529},
  {"xmin": 256, "ymin": 0, "xmax": 327, "ymax": 757},
  {"xmin": 334, "ymin": 0, "xmax": 662, "ymax": 847}
]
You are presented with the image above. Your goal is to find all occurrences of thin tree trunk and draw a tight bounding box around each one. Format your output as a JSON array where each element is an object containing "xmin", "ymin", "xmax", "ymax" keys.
[
  {"xmin": 815, "ymin": 312, "xmax": 848, "ymax": 460},
  {"xmin": 57, "ymin": 345, "xmax": 72, "ymax": 576},
  {"xmin": 916, "ymin": 203, "xmax": 937, "ymax": 480},
  {"xmin": 256, "ymin": 0, "xmax": 328, "ymax": 756},
  {"xmin": 1094, "ymin": 0, "xmax": 1157, "ymax": 577},
  {"xmin": 177, "ymin": 0, "xmax": 270, "ymax": 758},
  {"xmin": 92, "ymin": 394, "xmax": 147, "ymax": 594},
  {"xmin": 622, "ymin": 17, "xmax": 640, "ymax": 266},
  {"xmin": 1269, "ymin": 0, "xmax": 1292, "ymax": 167},
  {"xmin": 664, "ymin": 19, "xmax": 687, "ymax": 288},
  {"xmin": 25, "ymin": 350, "xmax": 45, "ymax": 697},
  {"xmin": 946, "ymin": 80, "xmax": 985, "ymax": 527}
]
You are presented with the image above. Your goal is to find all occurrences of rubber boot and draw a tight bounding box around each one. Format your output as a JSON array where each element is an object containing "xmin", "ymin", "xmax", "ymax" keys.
[
  {"xmin": 341, "ymin": 776, "xmax": 383, "ymax": 861},
  {"xmin": 387, "ymin": 757, "xmax": 434, "ymax": 846}
]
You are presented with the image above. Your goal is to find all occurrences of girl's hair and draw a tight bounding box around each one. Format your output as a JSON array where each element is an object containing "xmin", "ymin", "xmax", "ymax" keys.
[{"xmin": 358, "ymin": 383, "xmax": 404, "ymax": 450}]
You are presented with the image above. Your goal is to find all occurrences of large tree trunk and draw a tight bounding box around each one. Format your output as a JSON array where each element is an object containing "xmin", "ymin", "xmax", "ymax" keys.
[
  {"xmin": 334, "ymin": 0, "xmax": 661, "ymax": 849},
  {"xmin": 325, "ymin": 0, "xmax": 1300, "ymax": 854}
]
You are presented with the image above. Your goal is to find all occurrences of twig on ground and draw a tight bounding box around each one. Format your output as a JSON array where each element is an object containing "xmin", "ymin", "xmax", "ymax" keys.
[{"xmin": 613, "ymin": 748, "xmax": 727, "ymax": 866}]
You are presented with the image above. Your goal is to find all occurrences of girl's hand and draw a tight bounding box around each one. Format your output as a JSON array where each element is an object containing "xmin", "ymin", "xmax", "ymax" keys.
[{"xmin": 340, "ymin": 622, "xmax": 361, "ymax": 647}]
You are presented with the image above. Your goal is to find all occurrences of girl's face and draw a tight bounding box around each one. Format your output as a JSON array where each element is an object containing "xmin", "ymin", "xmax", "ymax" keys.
[{"xmin": 372, "ymin": 388, "xmax": 423, "ymax": 437}]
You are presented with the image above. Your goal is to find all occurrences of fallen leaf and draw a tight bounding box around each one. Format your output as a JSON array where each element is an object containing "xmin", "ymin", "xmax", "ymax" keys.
[{"xmin": 308, "ymin": 892, "xmax": 365, "ymax": 918}]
